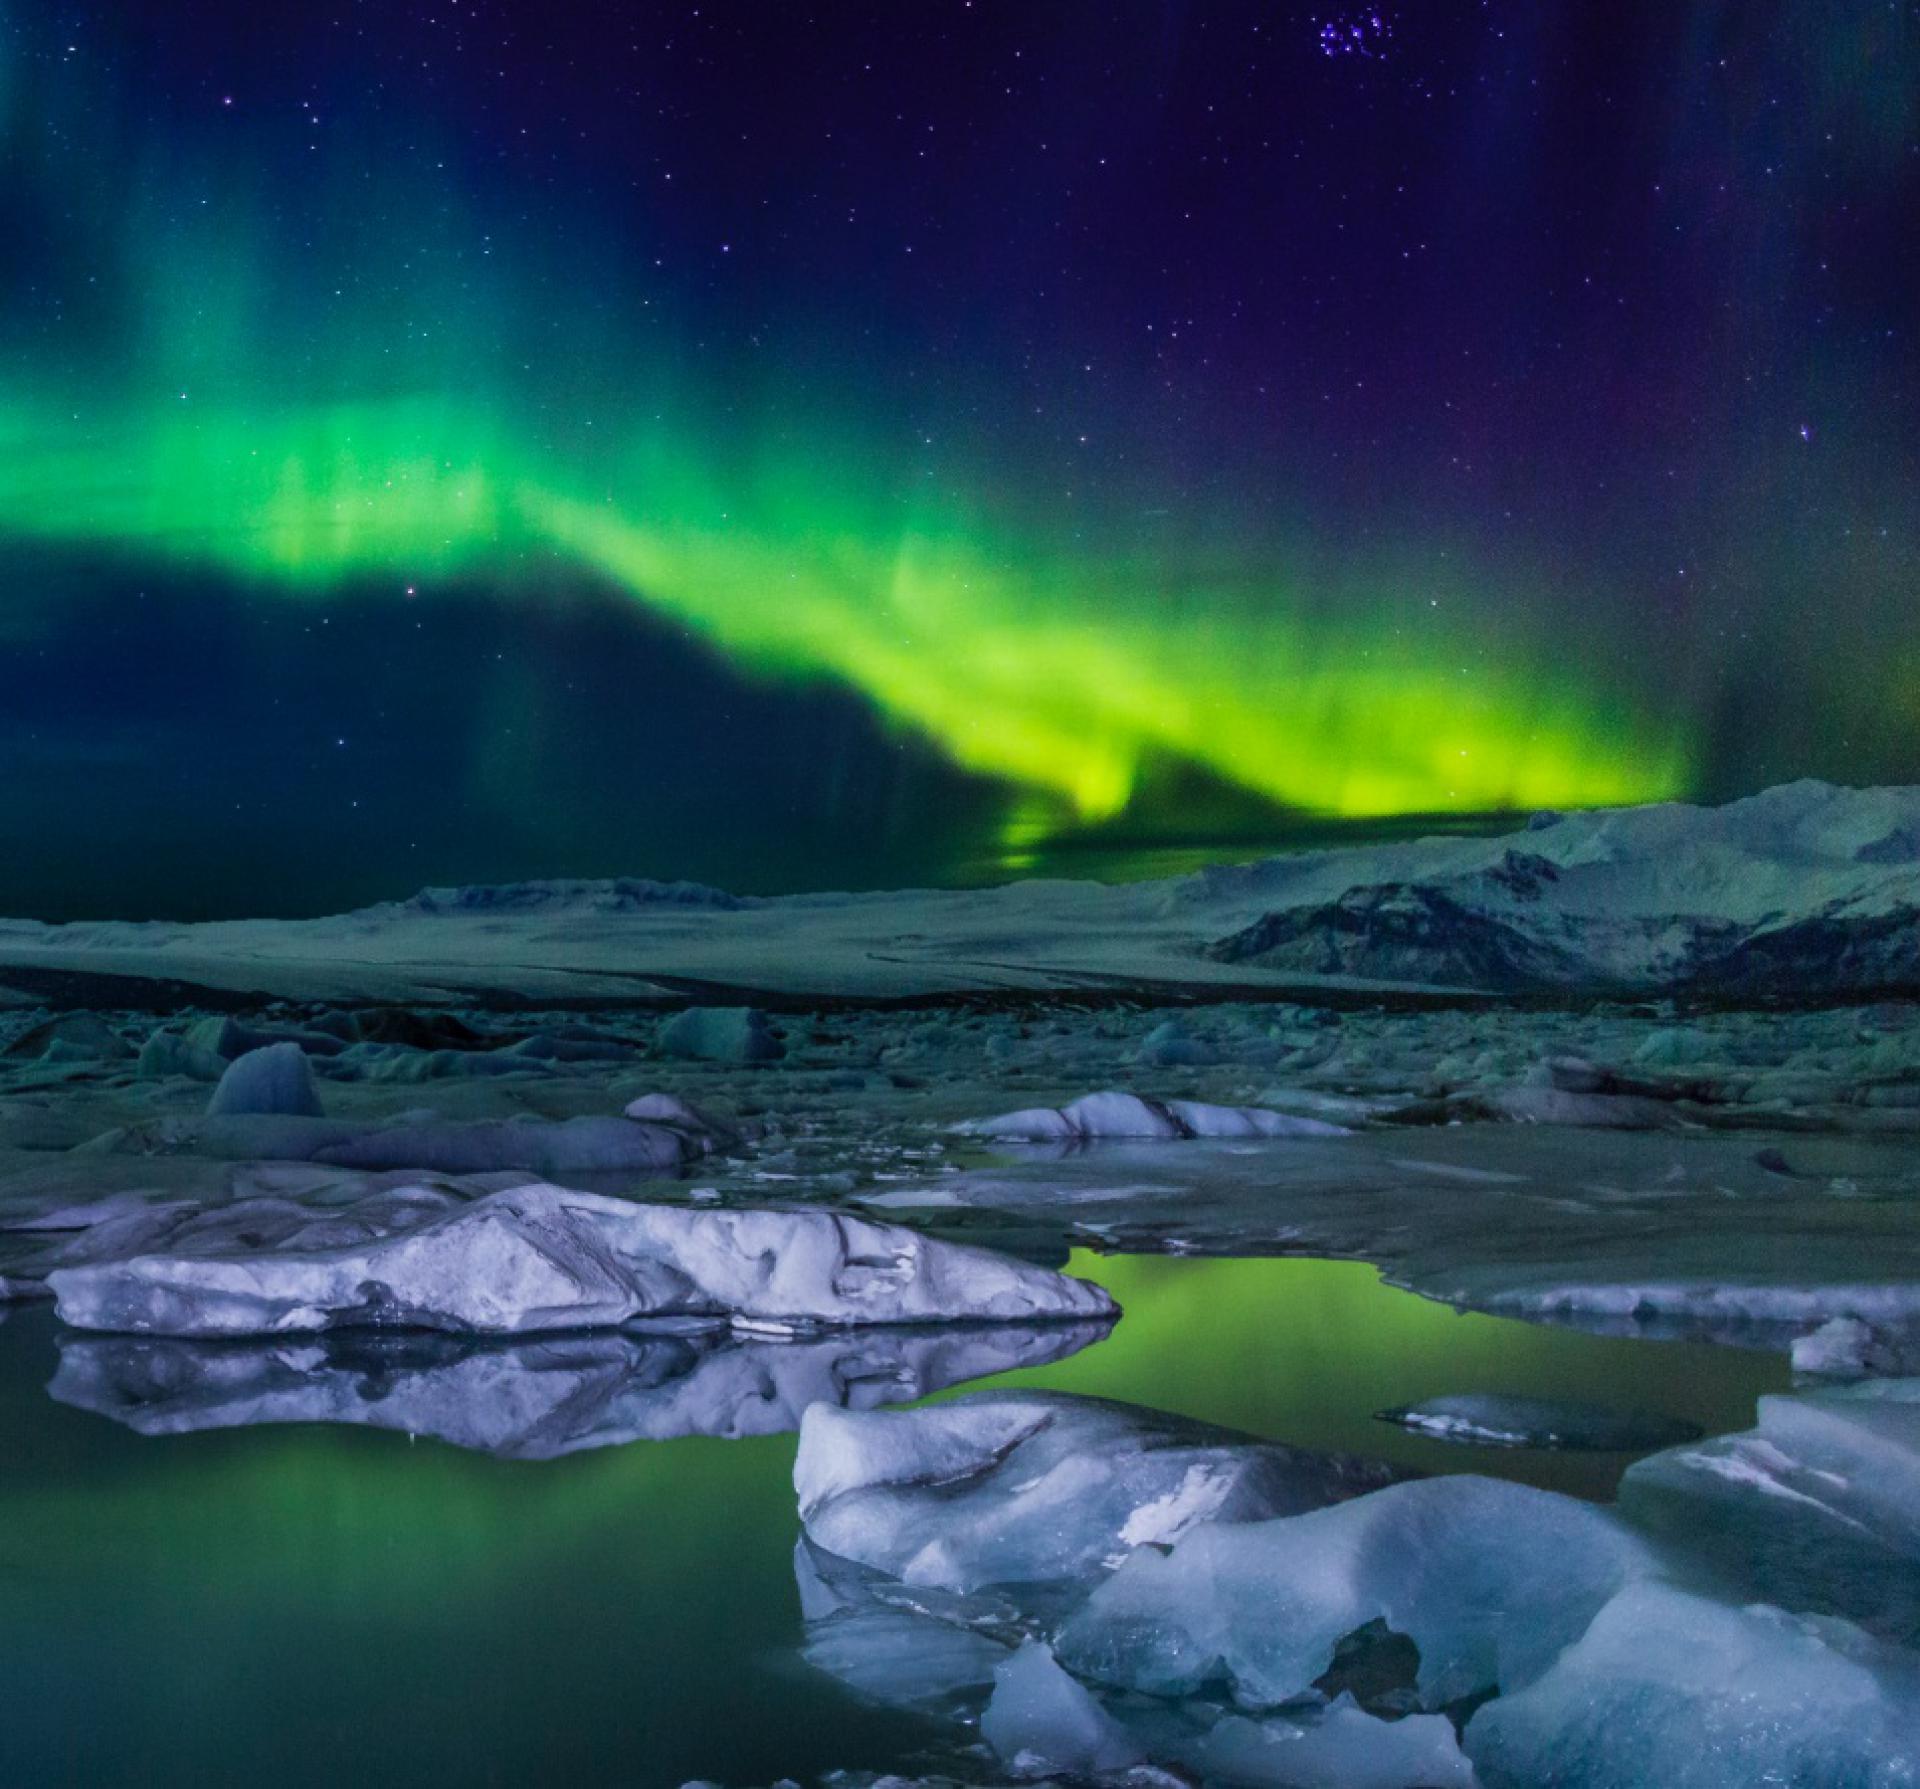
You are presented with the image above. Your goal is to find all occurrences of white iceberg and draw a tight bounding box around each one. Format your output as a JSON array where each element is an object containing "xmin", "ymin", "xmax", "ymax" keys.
[
  {"xmin": 962, "ymin": 1090, "xmax": 1348, "ymax": 1143},
  {"xmin": 47, "ymin": 1183, "xmax": 1119, "ymax": 1336},
  {"xmin": 794, "ymin": 1390, "xmax": 1397, "ymax": 1594},
  {"xmin": 1791, "ymin": 1315, "xmax": 1920, "ymax": 1380}
]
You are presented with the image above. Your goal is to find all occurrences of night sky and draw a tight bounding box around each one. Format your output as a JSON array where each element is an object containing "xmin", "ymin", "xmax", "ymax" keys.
[{"xmin": 1, "ymin": 1, "xmax": 1915, "ymax": 918}]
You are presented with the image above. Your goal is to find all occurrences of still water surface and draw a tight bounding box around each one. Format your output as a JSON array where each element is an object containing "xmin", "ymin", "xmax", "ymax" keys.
[{"xmin": 0, "ymin": 1254, "xmax": 1787, "ymax": 1787}]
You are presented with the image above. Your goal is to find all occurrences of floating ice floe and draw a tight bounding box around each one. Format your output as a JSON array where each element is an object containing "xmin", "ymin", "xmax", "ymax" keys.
[
  {"xmin": 1791, "ymin": 1314, "xmax": 1920, "ymax": 1380},
  {"xmin": 52, "ymin": 1320, "xmax": 1107, "ymax": 1454},
  {"xmin": 1056, "ymin": 1473, "xmax": 1654, "ymax": 1709},
  {"xmin": 1377, "ymin": 1393, "xmax": 1702, "ymax": 1453},
  {"xmin": 1618, "ymin": 1376, "xmax": 1920, "ymax": 1642},
  {"xmin": 47, "ymin": 1183, "xmax": 1119, "ymax": 1336},
  {"xmin": 795, "ymin": 1390, "xmax": 1398, "ymax": 1594},
  {"xmin": 961, "ymin": 1090, "xmax": 1349, "ymax": 1143},
  {"xmin": 1463, "ymin": 1579, "xmax": 1920, "ymax": 1789}
]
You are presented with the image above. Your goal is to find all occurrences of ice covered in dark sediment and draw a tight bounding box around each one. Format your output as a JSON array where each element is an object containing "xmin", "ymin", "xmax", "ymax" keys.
[
  {"xmin": 48, "ymin": 1183, "xmax": 1118, "ymax": 1335},
  {"xmin": 206, "ymin": 1042, "xmax": 325, "ymax": 1118},
  {"xmin": 794, "ymin": 1391, "xmax": 1399, "ymax": 1595},
  {"xmin": 1617, "ymin": 1376, "xmax": 1920, "ymax": 1641},
  {"xmin": 1462, "ymin": 1580, "xmax": 1920, "ymax": 1789},
  {"xmin": 961, "ymin": 1090, "xmax": 1347, "ymax": 1142},
  {"xmin": 1377, "ymin": 1394, "xmax": 1702, "ymax": 1452},
  {"xmin": 51, "ymin": 1318, "xmax": 1107, "ymax": 1453},
  {"xmin": 1055, "ymin": 1474, "xmax": 1654, "ymax": 1709}
]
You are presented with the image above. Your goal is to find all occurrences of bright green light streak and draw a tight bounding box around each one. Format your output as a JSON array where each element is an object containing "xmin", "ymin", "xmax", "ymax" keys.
[{"xmin": 0, "ymin": 390, "xmax": 1689, "ymax": 828}]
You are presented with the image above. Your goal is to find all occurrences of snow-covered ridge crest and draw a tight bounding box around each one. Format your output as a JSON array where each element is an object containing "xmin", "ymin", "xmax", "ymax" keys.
[
  {"xmin": 0, "ymin": 779, "xmax": 1916, "ymax": 1001},
  {"xmin": 1191, "ymin": 778, "xmax": 1920, "ymax": 994}
]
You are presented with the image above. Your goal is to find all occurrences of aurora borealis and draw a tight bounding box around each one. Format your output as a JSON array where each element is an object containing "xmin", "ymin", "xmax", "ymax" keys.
[{"xmin": 1, "ymin": 1, "xmax": 1915, "ymax": 915}]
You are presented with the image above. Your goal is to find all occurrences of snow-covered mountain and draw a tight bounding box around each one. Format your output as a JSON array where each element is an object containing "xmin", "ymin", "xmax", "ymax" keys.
[{"xmin": 0, "ymin": 780, "xmax": 1914, "ymax": 1004}]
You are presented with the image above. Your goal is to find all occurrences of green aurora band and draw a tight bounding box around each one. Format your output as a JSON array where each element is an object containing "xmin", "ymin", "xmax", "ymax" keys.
[
  {"xmin": 0, "ymin": 15, "xmax": 1694, "ymax": 853},
  {"xmin": 0, "ymin": 386, "xmax": 1690, "ymax": 832}
]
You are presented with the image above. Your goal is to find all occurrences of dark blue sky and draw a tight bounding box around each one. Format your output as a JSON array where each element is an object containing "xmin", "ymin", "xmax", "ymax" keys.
[{"xmin": 1, "ymin": 2, "xmax": 1915, "ymax": 917}]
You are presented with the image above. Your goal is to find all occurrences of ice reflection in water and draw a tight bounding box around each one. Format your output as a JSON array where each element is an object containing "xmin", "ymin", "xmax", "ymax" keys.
[
  {"xmin": 0, "ymin": 1252, "xmax": 1791, "ymax": 1787},
  {"xmin": 51, "ymin": 1321, "xmax": 1114, "ymax": 1455}
]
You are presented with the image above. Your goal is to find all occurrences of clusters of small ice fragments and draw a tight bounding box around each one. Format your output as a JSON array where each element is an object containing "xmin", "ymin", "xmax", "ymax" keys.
[{"xmin": 3, "ymin": 986, "xmax": 1919, "ymax": 1785}]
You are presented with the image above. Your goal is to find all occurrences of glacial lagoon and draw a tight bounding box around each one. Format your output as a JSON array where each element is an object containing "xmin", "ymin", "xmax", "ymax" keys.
[{"xmin": 0, "ymin": 1252, "xmax": 1787, "ymax": 1786}]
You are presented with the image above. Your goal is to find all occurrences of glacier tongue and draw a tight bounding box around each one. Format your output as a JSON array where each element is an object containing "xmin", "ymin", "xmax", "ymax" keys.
[{"xmin": 46, "ymin": 1183, "xmax": 1118, "ymax": 1336}]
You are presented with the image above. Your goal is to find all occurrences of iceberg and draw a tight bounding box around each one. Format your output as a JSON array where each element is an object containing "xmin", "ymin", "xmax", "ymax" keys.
[
  {"xmin": 963, "ymin": 1090, "xmax": 1348, "ymax": 1143},
  {"xmin": 1464, "ymin": 1580, "xmax": 1920, "ymax": 1789},
  {"xmin": 1618, "ymin": 1377, "xmax": 1920, "ymax": 1641},
  {"xmin": 206, "ymin": 1042, "xmax": 325, "ymax": 1118},
  {"xmin": 47, "ymin": 1183, "xmax": 1119, "ymax": 1336},
  {"xmin": 1792, "ymin": 1315, "xmax": 1920, "ymax": 1380},
  {"xmin": 795, "ymin": 1390, "xmax": 1398, "ymax": 1594},
  {"xmin": 1057, "ymin": 1474, "xmax": 1653, "ymax": 1709},
  {"xmin": 794, "ymin": 1540, "xmax": 1017, "ymax": 1715}
]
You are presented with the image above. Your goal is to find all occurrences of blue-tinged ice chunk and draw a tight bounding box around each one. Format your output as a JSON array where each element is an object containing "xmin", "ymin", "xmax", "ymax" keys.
[
  {"xmin": 1619, "ymin": 1377, "xmax": 1920, "ymax": 1641},
  {"xmin": 980, "ymin": 1642, "xmax": 1144, "ymax": 1775},
  {"xmin": 1464, "ymin": 1580, "xmax": 1920, "ymax": 1789},
  {"xmin": 206, "ymin": 1042, "xmax": 325, "ymax": 1118},
  {"xmin": 1057, "ymin": 1474, "xmax": 1652, "ymax": 1709},
  {"xmin": 795, "ymin": 1390, "xmax": 1398, "ymax": 1595}
]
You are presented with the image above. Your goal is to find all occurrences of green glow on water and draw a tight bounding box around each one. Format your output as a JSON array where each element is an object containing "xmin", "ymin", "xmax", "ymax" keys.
[{"xmin": 0, "ymin": 1256, "xmax": 1784, "ymax": 1785}]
